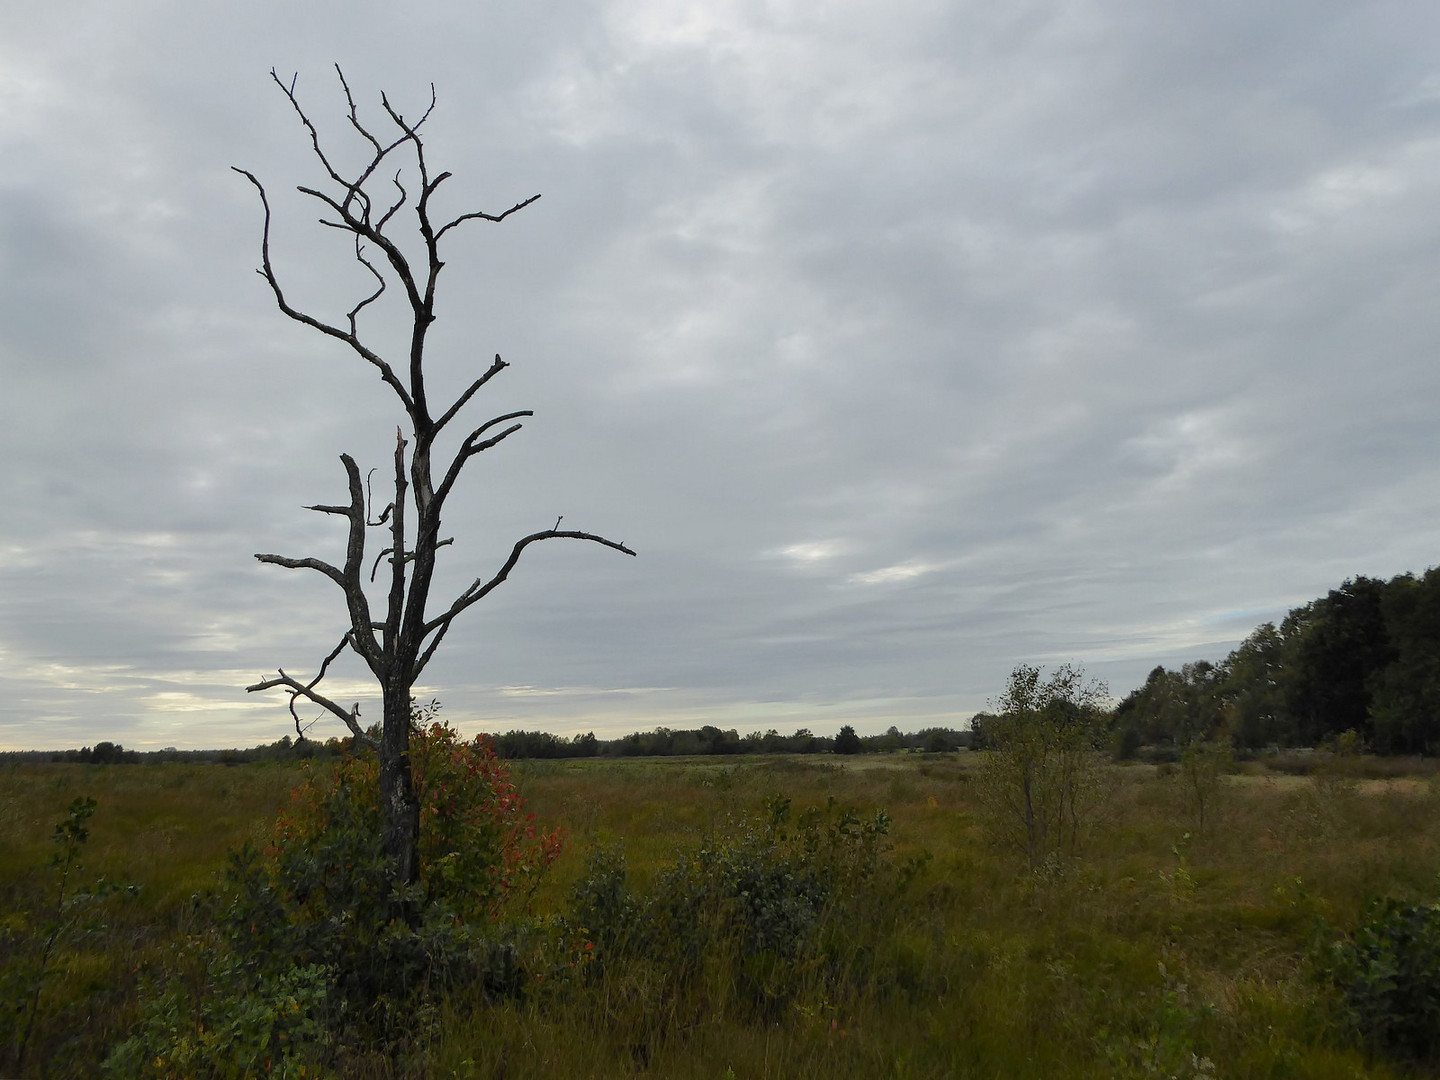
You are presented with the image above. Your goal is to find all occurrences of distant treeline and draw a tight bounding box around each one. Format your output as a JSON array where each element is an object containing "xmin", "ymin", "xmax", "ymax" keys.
[
  {"xmin": 1114, "ymin": 567, "xmax": 1440, "ymax": 756},
  {"xmin": 14, "ymin": 566, "xmax": 1436, "ymax": 766},
  {"xmin": 486, "ymin": 723, "xmax": 970, "ymax": 759},
  {"xmin": 1, "ymin": 724, "xmax": 973, "ymax": 765},
  {"xmin": 2, "ymin": 736, "xmax": 352, "ymax": 766}
]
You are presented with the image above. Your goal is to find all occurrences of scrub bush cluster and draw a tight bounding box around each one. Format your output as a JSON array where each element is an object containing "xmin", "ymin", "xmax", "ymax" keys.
[
  {"xmin": 107, "ymin": 713, "xmax": 560, "ymax": 1076},
  {"xmin": 566, "ymin": 796, "xmax": 902, "ymax": 1021}
]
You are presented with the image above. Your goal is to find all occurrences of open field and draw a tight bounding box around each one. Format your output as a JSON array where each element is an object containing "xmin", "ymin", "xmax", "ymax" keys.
[{"xmin": 3, "ymin": 752, "xmax": 1439, "ymax": 1077}]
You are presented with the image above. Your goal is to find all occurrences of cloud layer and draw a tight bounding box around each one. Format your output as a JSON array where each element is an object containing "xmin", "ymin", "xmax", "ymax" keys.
[{"xmin": 2, "ymin": 2, "xmax": 1438, "ymax": 748}]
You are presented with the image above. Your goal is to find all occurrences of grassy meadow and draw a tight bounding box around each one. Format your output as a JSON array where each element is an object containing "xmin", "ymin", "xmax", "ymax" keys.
[{"xmin": 3, "ymin": 751, "xmax": 1439, "ymax": 1077}]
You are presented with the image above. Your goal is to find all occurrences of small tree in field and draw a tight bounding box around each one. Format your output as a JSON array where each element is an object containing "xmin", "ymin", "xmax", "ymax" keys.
[
  {"xmin": 1178, "ymin": 736, "xmax": 1232, "ymax": 835},
  {"xmin": 236, "ymin": 68, "xmax": 634, "ymax": 893},
  {"xmin": 977, "ymin": 663, "xmax": 1111, "ymax": 870}
]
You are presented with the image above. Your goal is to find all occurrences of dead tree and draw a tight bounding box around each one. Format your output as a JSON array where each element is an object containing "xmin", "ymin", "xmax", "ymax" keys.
[{"xmin": 237, "ymin": 68, "xmax": 634, "ymax": 891}]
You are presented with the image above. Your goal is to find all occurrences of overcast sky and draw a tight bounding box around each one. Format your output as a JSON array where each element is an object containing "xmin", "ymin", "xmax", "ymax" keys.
[{"xmin": 1, "ymin": 2, "xmax": 1437, "ymax": 750}]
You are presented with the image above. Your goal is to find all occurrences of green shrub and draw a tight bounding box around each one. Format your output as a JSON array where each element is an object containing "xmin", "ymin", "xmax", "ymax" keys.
[
  {"xmin": 225, "ymin": 717, "xmax": 559, "ymax": 1024},
  {"xmin": 976, "ymin": 664, "xmax": 1112, "ymax": 869},
  {"xmin": 106, "ymin": 959, "xmax": 335, "ymax": 1080},
  {"xmin": 566, "ymin": 795, "xmax": 896, "ymax": 1019},
  {"xmin": 2, "ymin": 796, "xmax": 136, "ymax": 1076},
  {"xmin": 1317, "ymin": 895, "xmax": 1440, "ymax": 1064},
  {"xmin": 110, "ymin": 712, "xmax": 560, "ymax": 1072},
  {"xmin": 567, "ymin": 844, "xmax": 639, "ymax": 956},
  {"xmin": 270, "ymin": 708, "xmax": 562, "ymax": 925}
]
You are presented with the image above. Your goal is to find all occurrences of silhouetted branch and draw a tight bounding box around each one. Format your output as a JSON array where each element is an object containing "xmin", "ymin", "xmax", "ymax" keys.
[
  {"xmin": 247, "ymin": 632, "xmax": 374, "ymax": 747},
  {"xmin": 435, "ymin": 192, "xmax": 542, "ymax": 240},
  {"xmin": 415, "ymin": 528, "xmax": 636, "ymax": 677}
]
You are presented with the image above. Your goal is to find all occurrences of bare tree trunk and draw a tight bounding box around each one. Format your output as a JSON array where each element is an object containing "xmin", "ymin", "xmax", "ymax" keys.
[{"xmin": 380, "ymin": 683, "xmax": 420, "ymax": 890}]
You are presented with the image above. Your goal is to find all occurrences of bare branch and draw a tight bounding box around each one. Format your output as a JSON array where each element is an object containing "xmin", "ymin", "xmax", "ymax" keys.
[
  {"xmin": 248, "ymin": 632, "xmax": 373, "ymax": 745},
  {"xmin": 255, "ymin": 552, "xmax": 346, "ymax": 588},
  {"xmin": 325, "ymin": 65, "xmax": 411, "ymax": 222},
  {"xmin": 433, "ymin": 354, "xmax": 507, "ymax": 434},
  {"xmin": 335, "ymin": 64, "xmax": 383, "ymax": 159},
  {"xmin": 380, "ymin": 84, "xmax": 439, "ymax": 135},
  {"xmin": 335, "ymin": 454, "xmax": 384, "ymax": 668},
  {"xmin": 433, "ymin": 410, "xmax": 532, "ymax": 508},
  {"xmin": 296, "ymin": 183, "xmax": 352, "ymax": 221},
  {"xmin": 289, "ymin": 697, "xmax": 317, "ymax": 741},
  {"xmin": 247, "ymin": 670, "xmax": 374, "ymax": 748},
  {"xmin": 268, "ymin": 69, "xmax": 349, "ymax": 190},
  {"xmin": 363, "ymin": 468, "xmax": 394, "ymax": 526},
  {"xmin": 415, "ymin": 528, "xmax": 636, "ymax": 677},
  {"xmin": 230, "ymin": 167, "xmax": 417, "ymax": 417},
  {"xmin": 312, "ymin": 632, "xmax": 352, "ymax": 687},
  {"xmin": 377, "ymin": 169, "xmax": 407, "ymax": 232},
  {"xmin": 348, "ymin": 239, "xmax": 387, "ymax": 333},
  {"xmin": 371, "ymin": 536, "xmax": 454, "ymax": 583},
  {"xmin": 472, "ymin": 424, "xmax": 524, "ymax": 453},
  {"xmin": 385, "ymin": 427, "xmax": 409, "ymax": 651},
  {"xmin": 254, "ymin": 455, "xmax": 383, "ymax": 670},
  {"xmin": 435, "ymin": 193, "xmax": 543, "ymax": 241}
]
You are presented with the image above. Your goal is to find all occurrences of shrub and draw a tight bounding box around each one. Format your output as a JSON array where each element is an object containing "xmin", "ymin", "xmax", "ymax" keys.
[
  {"xmin": 1178, "ymin": 738, "xmax": 1232, "ymax": 835},
  {"xmin": 270, "ymin": 709, "xmax": 562, "ymax": 925},
  {"xmin": 976, "ymin": 664, "xmax": 1112, "ymax": 869},
  {"xmin": 4, "ymin": 797, "xmax": 136, "ymax": 1075},
  {"xmin": 110, "ymin": 709, "xmax": 561, "ymax": 1072},
  {"xmin": 566, "ymin": 795, "xmax": 897, "ymax": 1020},
  {"xmin": 1317, "ymin": 895, "xmax": 1440, "ymax": 1064}
]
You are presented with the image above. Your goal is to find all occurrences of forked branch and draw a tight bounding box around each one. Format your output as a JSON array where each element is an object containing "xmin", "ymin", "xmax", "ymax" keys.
[
  {"xmin": 231, "ymin": 165, "xmax": 417, "ymax": 416},
  {"xmin": 252, "ymin": 453, "xmax": 382, "ymax": 671},
  {"xmin": 247, "ymin": 634, "xmax": 375, "ymax": 746}
]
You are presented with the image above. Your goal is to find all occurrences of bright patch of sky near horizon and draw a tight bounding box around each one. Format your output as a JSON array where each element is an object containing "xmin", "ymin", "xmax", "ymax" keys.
[{"xmin": 1, "ymin": 1, "xmax": 1437, "ymax": 749}]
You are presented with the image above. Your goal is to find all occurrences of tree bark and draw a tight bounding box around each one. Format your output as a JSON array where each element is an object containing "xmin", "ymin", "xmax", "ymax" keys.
[{"xmin": 380, "ymin": 681, "xmax": 420, "ymax": 891}]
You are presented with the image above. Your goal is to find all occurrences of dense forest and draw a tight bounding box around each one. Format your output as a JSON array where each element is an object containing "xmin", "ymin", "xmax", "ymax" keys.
[{"xmin": 1114, "ymin": 567, "xmax": 1440, "ymax": 755}]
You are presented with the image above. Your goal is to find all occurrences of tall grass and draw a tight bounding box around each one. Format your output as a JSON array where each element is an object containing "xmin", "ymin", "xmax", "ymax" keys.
[
  {"xmin": 0, "ymin": 761, "xmax": 296, "ymax": 1074},
  {"xmin": 3, "ymin": 753, "xmax": 1436, "ymax": 1077}
]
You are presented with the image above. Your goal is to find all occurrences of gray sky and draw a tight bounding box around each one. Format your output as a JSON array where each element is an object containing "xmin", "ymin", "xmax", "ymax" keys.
[{"xmin": 2, "ymin": 2, "xmax": 1438, "ymax": 750}]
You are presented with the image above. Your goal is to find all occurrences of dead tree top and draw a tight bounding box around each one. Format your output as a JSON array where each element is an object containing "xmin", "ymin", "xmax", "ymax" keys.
[{"xmin": 238, "ymin": 67, "xmax": 634, "ymax": 747}]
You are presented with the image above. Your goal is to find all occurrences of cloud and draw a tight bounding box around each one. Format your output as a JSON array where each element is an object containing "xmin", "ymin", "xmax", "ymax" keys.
[
  {"xmin": 1, "ymin": 2, "xmax": 1438, "ymax": 748},
  {"xmin": 849, "ymin": 561, "xmax": 941, "ymax": 587}
]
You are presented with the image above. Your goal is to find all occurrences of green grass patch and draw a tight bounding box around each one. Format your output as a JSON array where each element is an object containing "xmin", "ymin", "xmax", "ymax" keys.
[{"xmin": 3, "ymin": 753, "xmax": 1439, "ymax": 1076}]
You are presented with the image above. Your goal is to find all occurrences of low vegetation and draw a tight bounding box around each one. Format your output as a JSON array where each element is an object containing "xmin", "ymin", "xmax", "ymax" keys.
[{"xmin": 4, "ymin": 732, "xmax": 1440, "ymax": 1078}]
